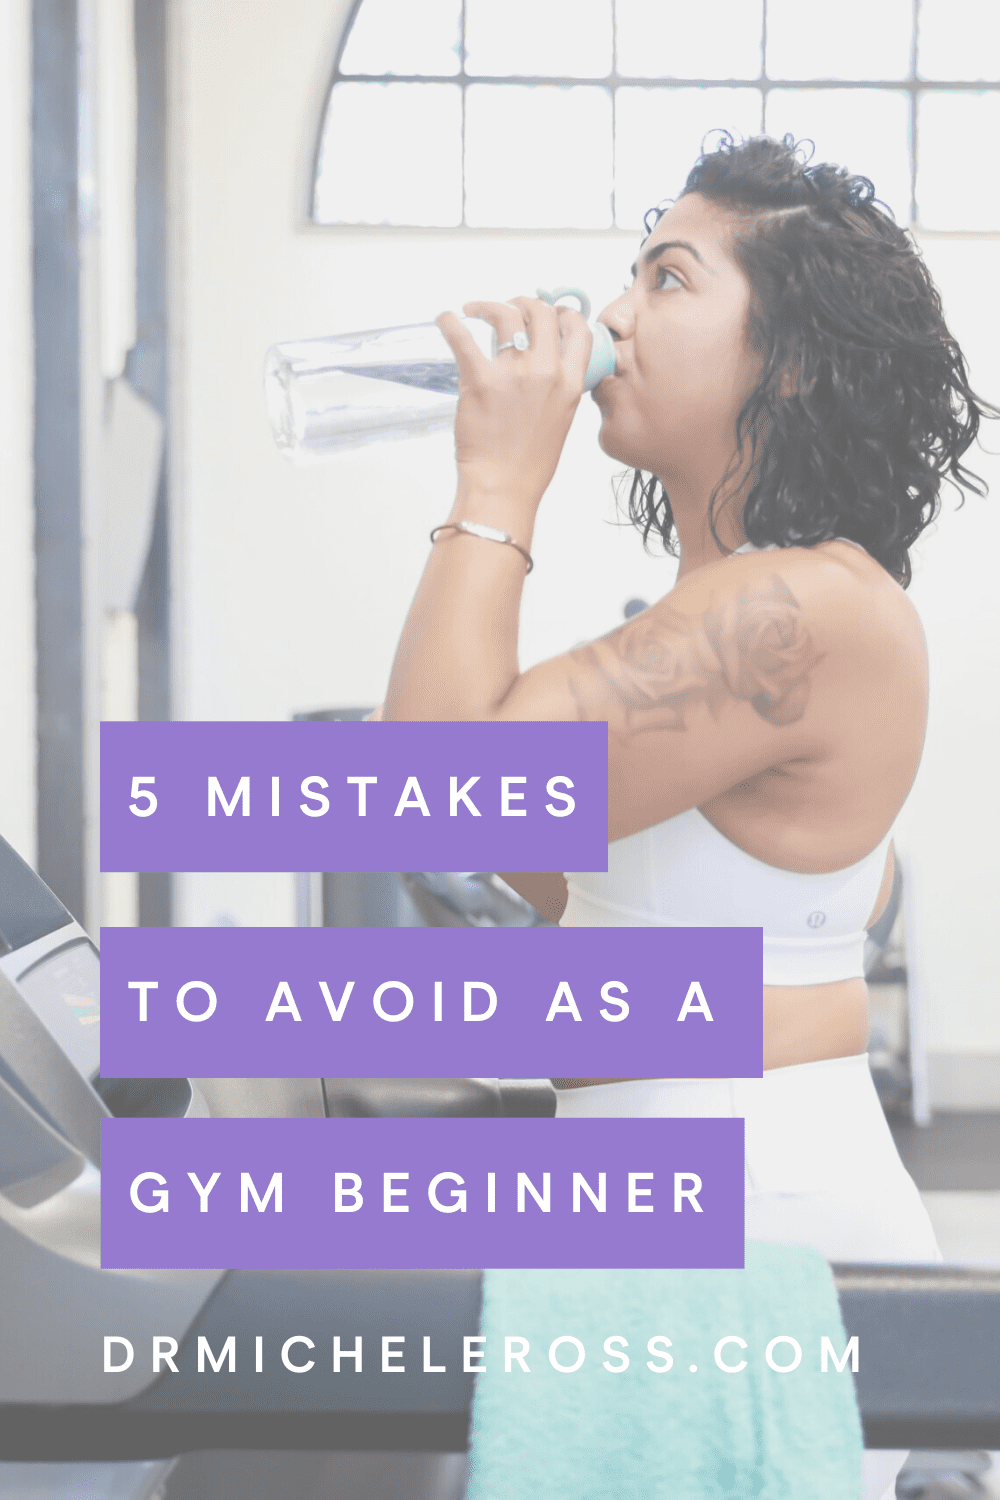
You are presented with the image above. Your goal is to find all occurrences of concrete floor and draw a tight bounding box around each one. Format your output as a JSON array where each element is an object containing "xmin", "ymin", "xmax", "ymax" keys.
[
  {"xmin": 892, "ymin": 1114, "xmax": 1000, "ymax": 1192},
  {"xmin": 921, "ymin": 1190, "xmax": 1000, "ymax": 1266},
  {"xmin": 894, "ymin": 1109, "xmax": 1000, "ymax": 1266}
]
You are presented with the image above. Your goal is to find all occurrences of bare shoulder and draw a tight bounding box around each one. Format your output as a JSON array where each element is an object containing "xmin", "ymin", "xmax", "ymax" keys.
[
  {"xmin": 664, "ymin": 541, "xmax": 926, "ymax": 682},
  {"xmin": 578, "ymin": 539, "xmax": 929, "ymax": 748},
  {"xmin": 757, "ymin": 541, "xmax": 926, "ymax": 679},
  {"xmin": 539, "ymin": 538, "xmax": 925, "ymax": 837}
]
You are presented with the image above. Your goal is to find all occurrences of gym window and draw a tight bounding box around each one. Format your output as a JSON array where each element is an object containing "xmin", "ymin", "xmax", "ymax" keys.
[{"xmin": 312, "ymin": 0, "xmax": 1000, "ymax": 231}]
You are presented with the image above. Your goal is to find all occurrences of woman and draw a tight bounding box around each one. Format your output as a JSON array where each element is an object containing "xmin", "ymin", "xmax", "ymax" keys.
[{"xmin": 381, "ymin": 136, "xmax": 994, "ymax": 1496}]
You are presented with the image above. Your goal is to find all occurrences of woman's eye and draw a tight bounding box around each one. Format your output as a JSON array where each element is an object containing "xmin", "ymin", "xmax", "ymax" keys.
[{"xmin": 622, "ymin": 267, "xmax": 682, "ymax": 292}]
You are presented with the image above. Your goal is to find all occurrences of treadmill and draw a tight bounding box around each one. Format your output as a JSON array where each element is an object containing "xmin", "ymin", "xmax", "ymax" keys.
[{"xmin": 0, "ymin": 838, "xmax": 997, "ymax": 1500}]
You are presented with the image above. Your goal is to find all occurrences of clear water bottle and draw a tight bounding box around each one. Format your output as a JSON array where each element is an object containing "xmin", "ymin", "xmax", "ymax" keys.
[{"xmin": 263, "ymin": 287, "xmax": 617, "ymax": 461}]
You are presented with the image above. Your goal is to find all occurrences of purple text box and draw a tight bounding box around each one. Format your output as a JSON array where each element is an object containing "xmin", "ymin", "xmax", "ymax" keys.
[
  {"xmin": 101, "ymin": 1117, "xmax": 743, "ymax": 1270},
  {"xmin": 100, "ymin": 721, "xmax": 608, "ymax": 873},
  {"xmin": 99, "ymin": 926, "xmax": 762, "ymax": 1079}
]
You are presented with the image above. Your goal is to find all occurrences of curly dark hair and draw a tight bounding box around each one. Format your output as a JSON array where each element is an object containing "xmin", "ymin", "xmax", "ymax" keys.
[{"xmin": 627, "ymin": 134, "xmax": 997, "ymax": 586}]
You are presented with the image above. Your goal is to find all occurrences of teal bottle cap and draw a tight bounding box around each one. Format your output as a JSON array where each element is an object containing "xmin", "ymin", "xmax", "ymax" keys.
[{"xmin": 537, "ymin": 286, "xmax": 616, "ymax": 391}]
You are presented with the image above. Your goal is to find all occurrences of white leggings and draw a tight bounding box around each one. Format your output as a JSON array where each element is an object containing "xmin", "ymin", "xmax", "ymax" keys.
[{"xmin": 555, "ymin": 1054, "xmax": 941, "ymax": 1499}]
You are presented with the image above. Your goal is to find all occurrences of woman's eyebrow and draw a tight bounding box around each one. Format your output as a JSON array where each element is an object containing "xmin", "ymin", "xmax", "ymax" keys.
[{"xmin": 629, "ymin": 239, "xmax": 713, "ymax": 278}]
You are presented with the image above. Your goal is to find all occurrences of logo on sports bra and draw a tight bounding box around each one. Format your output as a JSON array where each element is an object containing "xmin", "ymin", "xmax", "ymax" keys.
[{"xmin": 807, "ymin": 911, "xmax": 826, "ymax": 928}]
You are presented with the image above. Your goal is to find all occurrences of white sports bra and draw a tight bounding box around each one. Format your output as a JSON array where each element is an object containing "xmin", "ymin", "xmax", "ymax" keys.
[
  {"xmin": 561, "ymin": 810, "xmax": 890, "ymax": 985},
  {"xmin": 560, "ymin": 536, "xmax": 891, "ymax": 986}
]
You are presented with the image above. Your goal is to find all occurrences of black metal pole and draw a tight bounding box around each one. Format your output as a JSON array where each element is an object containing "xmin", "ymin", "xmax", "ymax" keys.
[
  {"xmin": 129, "ymin": 0, "xmax": 172, "ymax": 926},
  {"xmin": 32, "ymin": 0, "xmax": 85, "ymax": 923}
]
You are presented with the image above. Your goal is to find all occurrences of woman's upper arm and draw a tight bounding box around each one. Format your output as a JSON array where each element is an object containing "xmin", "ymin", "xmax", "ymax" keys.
[
  {"xmin": 498, "ymin": 558, "xmax": 842, "ymax": 837},
  {"xmin": 497, "ymin": 871, "xmax": 568, "ymax": 923}
]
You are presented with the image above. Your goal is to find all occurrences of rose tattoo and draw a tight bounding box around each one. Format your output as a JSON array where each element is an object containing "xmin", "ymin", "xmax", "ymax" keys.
[{"xmin": 569, "ymin": 575, "xmax": 820, "ymax": 732}]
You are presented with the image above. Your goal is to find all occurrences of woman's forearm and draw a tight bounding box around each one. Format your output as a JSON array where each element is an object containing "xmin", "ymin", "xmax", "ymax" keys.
[
  {"xmin": 382, "ymin": 299, "xmax": 590, "ymax": 722},
  {"xmin": 383, "ymin": 486, "xmax": 537, "ymax": 721}
]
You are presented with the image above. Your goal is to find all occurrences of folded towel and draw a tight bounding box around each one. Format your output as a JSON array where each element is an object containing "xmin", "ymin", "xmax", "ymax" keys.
[{"xmin": 466, "ymin": 1242, "xmax": 863, "ymax": 1500}]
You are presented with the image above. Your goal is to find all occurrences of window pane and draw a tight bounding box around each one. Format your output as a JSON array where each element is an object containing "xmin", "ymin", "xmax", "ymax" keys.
[
  {"xmin": 313, "ymin": 83, "xmax": 462, "ymax": 226},
  {"xmin": 615, "ymin": 0, "xmax": 762, "ymax": 80},
  {"xmin": 917, "ymin": 92, "xmax": 1000, "ymax": 228},
  {"xmin": 918, "ymin": 0, "xmax": 1000, "ymax": 80},
  {"xmin": 465, "ymin": 0, "xmax": 613, "ymax": 77},
  {"xmin": 767, "ymin": 0, "xmax": 912, "ymax": 80},
  {"xmin": 615, "ymin": 88, "xmax": 763, "ymax": 229},
  {"xmin": 465, "ymin": 85, "xmax": 613, "ymax": 227},
  {"xmin": 765, "ymin": 89, "xmax": 912, "ymax": 221},
  {"xmin": 338, "ymin": 0, "xmax": 462, "ymax": 76}
]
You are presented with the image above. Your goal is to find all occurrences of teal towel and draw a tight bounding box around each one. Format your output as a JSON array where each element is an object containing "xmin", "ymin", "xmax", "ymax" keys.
[{"xmin": 466, "ymin": 1243, "xmax": 863, "ymax": 1500}]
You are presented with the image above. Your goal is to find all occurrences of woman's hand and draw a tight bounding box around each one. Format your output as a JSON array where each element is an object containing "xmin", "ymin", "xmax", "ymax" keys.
[
  {"xmin": 437, "ymin": 295, "xmax": 592, "ymax": 518},
  {"xmin": 382, "ymin": 296, "xmax": 590, "ymax": 723}
]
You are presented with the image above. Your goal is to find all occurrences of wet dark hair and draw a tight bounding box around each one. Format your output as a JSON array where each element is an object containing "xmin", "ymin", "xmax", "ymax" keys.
[{"xmin": 628, "ymin": 134, "xmax": 997, "ymax": 586}]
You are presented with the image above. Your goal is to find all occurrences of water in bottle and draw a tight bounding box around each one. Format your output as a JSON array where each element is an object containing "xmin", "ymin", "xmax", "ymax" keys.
[{"xmin": 263, "ymin": 287, "xmax": 616, "ymax": 462}]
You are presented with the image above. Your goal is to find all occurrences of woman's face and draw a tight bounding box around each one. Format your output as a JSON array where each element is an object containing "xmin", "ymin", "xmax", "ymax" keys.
[{"xmin": 593, "ymin": 192, "xmax": 762, "ymax": 487}]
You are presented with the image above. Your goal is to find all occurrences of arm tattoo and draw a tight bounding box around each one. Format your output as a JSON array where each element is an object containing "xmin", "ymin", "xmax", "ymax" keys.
[{"xmin": 569, "ymin": 574, "xmax": 820, "ymax": 733}]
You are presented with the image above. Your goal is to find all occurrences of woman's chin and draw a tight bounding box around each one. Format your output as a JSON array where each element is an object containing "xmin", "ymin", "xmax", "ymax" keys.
[{"xmin": 597, "ymin": 422, "xmax": 647, "ymax": 469}]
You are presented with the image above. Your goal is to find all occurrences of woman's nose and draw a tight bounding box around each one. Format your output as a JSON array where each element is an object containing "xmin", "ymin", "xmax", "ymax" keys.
[{"xmin": 597, "ymin": 290, "xmax": 633, "ymax": 342}]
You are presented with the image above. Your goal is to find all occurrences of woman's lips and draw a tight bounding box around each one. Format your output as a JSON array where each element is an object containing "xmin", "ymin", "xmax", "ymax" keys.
[{"xmin": 590, "ymin": 371, "xmax": 621, "ymax": 403}]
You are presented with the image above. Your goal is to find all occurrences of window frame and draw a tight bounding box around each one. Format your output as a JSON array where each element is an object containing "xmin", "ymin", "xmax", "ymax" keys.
[{"xmin": 310, "ymin": 0, "xmax": 1000, "ymax": 234}]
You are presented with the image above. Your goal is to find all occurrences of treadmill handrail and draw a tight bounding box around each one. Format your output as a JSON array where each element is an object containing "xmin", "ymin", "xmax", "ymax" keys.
[{"xmin": 1, "ymin": 1264, "xmax": 997, "ymax": 1460}]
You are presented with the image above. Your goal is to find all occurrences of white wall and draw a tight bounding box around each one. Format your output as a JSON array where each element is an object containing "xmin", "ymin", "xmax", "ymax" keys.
[
  {"xmin": 0, "ymin": 0, "xmax": 36, "ymax": 865},
  {"xmin": 169, "ymin": 1, "xmax": 1000, "ymax": 1101}
]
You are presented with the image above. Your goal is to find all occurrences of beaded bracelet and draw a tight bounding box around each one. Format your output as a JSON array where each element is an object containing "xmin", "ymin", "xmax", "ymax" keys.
[{"xmin": 429, "ymin": 519, "xmax": 534, "ymax": 574}]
